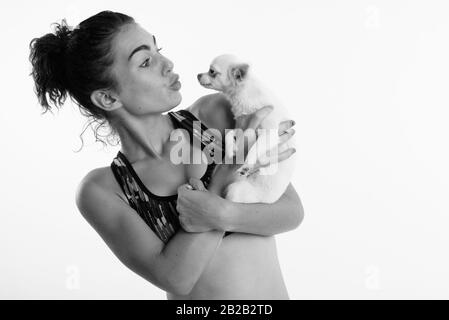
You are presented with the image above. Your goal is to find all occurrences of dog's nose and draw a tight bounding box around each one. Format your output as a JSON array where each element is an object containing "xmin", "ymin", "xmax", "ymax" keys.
[{"xmin": 197, "ymin": 73, "xmax": 202, "ymax": 81}]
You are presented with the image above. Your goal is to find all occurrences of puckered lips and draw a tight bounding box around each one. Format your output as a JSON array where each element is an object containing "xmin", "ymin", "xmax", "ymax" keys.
[{"xmin": 169, "ymin": 74, "xmax": 181, "ymax": 90}]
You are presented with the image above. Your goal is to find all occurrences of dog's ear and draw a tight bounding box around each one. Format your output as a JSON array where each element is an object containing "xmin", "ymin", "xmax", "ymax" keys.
[{"xmin": 230, "ymin": 63, "xmax": 249, "ymax": 82}]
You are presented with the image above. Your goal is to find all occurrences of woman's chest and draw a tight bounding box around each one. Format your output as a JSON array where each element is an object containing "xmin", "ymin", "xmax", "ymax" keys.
[{"xmin": 134, "ymin": 139, "xmax": 210, "ymax": 196}]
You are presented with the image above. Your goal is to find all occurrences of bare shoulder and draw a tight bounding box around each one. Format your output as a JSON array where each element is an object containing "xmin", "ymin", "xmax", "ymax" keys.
[
  {"xmin": 76, "ymin": 167, "xmax": 112, "ymax": 193},
  {"xmin": 75, "ymin": 166, "xmax": 125, "ymax": 220},
  {"xmin": 74, "ymin": 166, "xmax": 166, "ymax": 282},
  {"xmin": 186, "ymin": 93, "xmax": 235, "ymax": 132}
]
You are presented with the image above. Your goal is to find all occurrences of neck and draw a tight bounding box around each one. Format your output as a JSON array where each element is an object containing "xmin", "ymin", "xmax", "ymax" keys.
[{"xmin": 115, "ymin": 111, "xmax": 174, "ymax": 163}]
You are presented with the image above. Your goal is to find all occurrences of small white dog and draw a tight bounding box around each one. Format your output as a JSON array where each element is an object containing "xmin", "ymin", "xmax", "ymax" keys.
[{"xmin": 197, "ymin": 54, "xmax": 296, "ymax": 203}]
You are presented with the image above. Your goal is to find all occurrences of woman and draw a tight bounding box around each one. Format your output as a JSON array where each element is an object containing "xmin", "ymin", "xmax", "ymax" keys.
[{"xmin": 29, "ymin": 11, "xmax": 304, "ymax": 299}]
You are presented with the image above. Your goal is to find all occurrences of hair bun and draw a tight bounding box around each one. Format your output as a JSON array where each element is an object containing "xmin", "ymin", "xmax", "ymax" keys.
[
  {"xmin": 29, "ymin": 19, "xmax": 74, "ymax": 110},
  {"xmin": 54, "ymin": 19, "xmax": 72, "ymax": 48}
]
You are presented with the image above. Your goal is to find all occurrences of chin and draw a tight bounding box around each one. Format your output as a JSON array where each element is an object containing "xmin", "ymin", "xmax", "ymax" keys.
[
  {"xmin": 165, "ymin": 92, "xmax": 182, "ymax": 110},
  {"xmin": 173, "ymin": 91, "xmax": 182, "ymax": 104}
]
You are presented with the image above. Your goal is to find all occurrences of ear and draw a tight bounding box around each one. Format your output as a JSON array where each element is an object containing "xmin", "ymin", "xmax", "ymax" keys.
[
  {"xmin": 90, "ymin": 89, "xmax": 123, "ymax": 111},
  {"xmin": 230, "ymin": 63, "xmax": 249, "ymax": 82}
]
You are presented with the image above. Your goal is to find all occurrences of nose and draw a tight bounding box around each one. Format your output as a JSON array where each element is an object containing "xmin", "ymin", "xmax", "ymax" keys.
[
  {"xmin": 162, "ymin": 57, "xmax": 174, "ymax": 76},
  {"xmin": 197, "ymin": 73, "xmax": 202, "ymax": 82}
]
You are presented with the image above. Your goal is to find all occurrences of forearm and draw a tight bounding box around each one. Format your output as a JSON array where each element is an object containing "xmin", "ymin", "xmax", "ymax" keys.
[
  {"xmin": 221, "ymin": 183, "xmax": 304, "ymax": 236},
  {"xmin": 158, "ymin": 229, "xmax": 225, "ymax": 294}
]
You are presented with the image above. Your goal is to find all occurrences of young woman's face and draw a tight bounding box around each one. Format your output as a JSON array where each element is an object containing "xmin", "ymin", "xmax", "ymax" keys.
[{"xmin": 110, "ymin": 23, "xmax": 182, "ymax": 115}]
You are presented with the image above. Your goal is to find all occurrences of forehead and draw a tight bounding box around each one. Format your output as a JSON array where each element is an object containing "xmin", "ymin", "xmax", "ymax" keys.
[{"xmin": 112, "ymin": 23, "xmax": 154, "ymax": 60}]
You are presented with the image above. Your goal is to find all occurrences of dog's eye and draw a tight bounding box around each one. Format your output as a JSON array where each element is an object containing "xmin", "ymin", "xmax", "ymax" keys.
[{"xmin": 209, "ymin": 69, "xmax": 215, "ymax": 75}]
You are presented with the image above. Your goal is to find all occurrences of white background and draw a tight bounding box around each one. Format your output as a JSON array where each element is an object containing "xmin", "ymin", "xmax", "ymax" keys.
[{"xmin": 1, "ymin": 0, "xmax": 448, "ymax": 299}]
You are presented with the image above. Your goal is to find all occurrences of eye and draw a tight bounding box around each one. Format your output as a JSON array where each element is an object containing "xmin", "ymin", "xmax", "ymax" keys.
[
  {"xmin": 209, "ymin": 68, "xmax": 216, "ymax": 76},
  {"xmin": 140, "ymin": 57, "xmax": 151, "ymax": 68}
]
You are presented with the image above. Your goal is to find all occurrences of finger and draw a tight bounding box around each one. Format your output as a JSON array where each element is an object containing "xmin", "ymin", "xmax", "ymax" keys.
[
  {"xmin": 274, "ymin": 148, "xmax": 297, "ymax": 164},
  {"xmin": 188, "ymin": 177, "xmax": 206, "ymax": 191},
  {"xmin": 179, "ymin": 216, "xmax": 192, "ymax": 232},
  {"xmin": 246, "ymin": 105, "xmax": 274, "ymax": 130},
  {"xmin": 245, "ymin": 167, "xmax": 261, "ymax": 177},
  {"xmin": 278, "ymin": 128, "xmax": 295, "ymax": 145},
  {"xmin": 253, "ymin": 148, "xmax": 296, "ymax": 170},
  {"xmin": 278, "ymin": 119, "xmax": 296, "ymax": 135},
  {"xmin": 177, "ymin": 183, "xmax": 193, "ymax": 194},
  {"xmin": 234, "ymin": 128, "xmax": 257, "ymax": 156},
  {"xmin": 237, "ymin": 164, "xmax": 262, "ymax": 178},
  {"xmin": 244, "ymin": 128, "xmax": 258, "ymax": 145}
]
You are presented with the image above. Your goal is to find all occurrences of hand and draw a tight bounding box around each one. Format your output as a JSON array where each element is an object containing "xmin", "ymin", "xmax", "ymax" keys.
[
  {"xmin": 228, "ymin": 105, "xmax": 296, "ymax": 172},
  {"xmin": 209, "ymin": 106, "xmax": 296, "ymax": 195},
  {"xmin": 176, "ymin": 178, "xmax": 229, "ymax": 232}
]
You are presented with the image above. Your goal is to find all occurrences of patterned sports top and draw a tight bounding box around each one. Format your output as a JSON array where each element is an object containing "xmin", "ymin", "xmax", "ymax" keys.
[{"xmin": 110, "ymin": 109, "xmax": 228, "ymax": 243}]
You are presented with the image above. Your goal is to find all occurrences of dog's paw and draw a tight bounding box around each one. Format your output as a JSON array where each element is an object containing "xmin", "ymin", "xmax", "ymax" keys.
[
  {"xmin": 236, "ymin": 164, "xmax": 257, "ymax": 177},
  {"xmin": 236, "ymin": 165, "xmax": 250, "ymax": 177}
]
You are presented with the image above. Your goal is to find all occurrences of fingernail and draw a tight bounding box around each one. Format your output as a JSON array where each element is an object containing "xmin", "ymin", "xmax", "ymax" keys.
[
  {"xmin": 186, "ymin": 184, "xmax": 193, "ymax": 190},
  {"xmin": 283, "ymin": 128, "xmax": 294, "ymax": 135},
  {"xmin": 291, "ymin": 120, "xmax": 296, "ymax": 126}
]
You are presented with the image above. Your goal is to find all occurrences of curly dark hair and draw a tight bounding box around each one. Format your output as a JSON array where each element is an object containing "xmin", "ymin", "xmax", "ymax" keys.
[{"xmin": 29, "ymin": 10, "xmax": 135, "ymax": 151}]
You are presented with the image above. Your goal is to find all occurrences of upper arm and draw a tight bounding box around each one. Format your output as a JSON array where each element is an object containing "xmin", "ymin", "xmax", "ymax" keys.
[
  {"xmin": 75, "ymin": 176, "xmax": 171, "ymax": 290},
  {"xmin": 186, "ymin": 93, "xmax": 235, "ymax": 134}
]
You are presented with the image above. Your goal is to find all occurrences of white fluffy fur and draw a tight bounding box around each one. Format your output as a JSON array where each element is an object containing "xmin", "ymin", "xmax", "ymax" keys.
[{"xmin": 199, "ymin": 55, "xmax": 296, "ymax": 204}]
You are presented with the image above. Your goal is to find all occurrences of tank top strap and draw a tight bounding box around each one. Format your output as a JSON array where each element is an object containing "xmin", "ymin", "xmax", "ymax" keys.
[
  {"xmin": 110, "ymin": 154, "xmax": 180, "ymax": 243},
  {"xmin": 167, "ymin": 109, "xmax": 225, "ymax": 157}
]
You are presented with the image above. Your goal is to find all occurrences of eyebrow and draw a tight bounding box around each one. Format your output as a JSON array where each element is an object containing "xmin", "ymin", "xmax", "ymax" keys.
[{"xmin": 128, "ymin": 35, "xmax": 158, "ymax": 61}]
